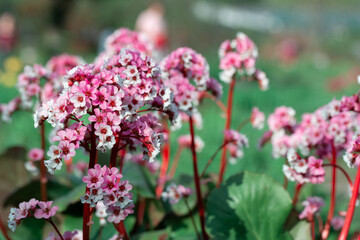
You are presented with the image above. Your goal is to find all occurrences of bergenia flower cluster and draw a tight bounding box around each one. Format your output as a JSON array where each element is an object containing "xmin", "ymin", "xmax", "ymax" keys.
[
  {"xmin": 8, "ymin": 199, "xmax": 58, "ymax": 232},
  {"xmin": 218, "ymin": 32, "xmax": 269, "ymax": 90},
  {"xmin": 223, "ymin": 129, "xmax": 249, "ymax": 163},
  {"xmin": 283, "ymin": 149, "xmax": 325, "ymax": 184},
  {"xmin": 0, "ymin": 54, "xmax": 84, "ymax": 122},
  {"xmin": 35, "ymin": 48, "xmax": 178, "ymax": 174},
  {"xmin": 81, "ymin": 164, "xmax": 134, "ymax": 224},
  {"xmin": 267, "ymin": 100, "xmax": 360, "ymax": 161},
  {"xmin": 94, "ymin": 28, "xmax": 153, "ymax": 71},
  {"xmin": 161, "ymin": 183, "xmax": 192, "ymax": 205},
  {"xmin": 177, "ymin": 134, "xmax": 205, "ymax": 152},
  {"xmin": 161, "ymin": 47, "xmax": 221, "ymax": 115}
]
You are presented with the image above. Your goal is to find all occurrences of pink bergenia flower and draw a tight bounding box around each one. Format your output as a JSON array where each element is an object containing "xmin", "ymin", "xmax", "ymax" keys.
[
  {"xmin": 161, "ymin": 183, "xmax": 192, "ymax": 204},
  {"xmin": 250, "ymin": 107, "xmax": 265, "ymax": 130},
  {"xmin": 28, "ymin": 148, "xmax": 44, "ymax": 161},
  {"xmin": 224, "ymin": 129, "xmax": 249, "ymax": 162},
  {"xmin": 331, "ymin": 216, "xmax": 345, "ymax": 231},
  {"xmin": 268, "ymin": 106, "xmax": 296, "ymax": 132},
  {"xmin": 307, "ymin": 156, "xmax": 325, "ymax": 184},
  {"xmin": 34, "ymin": 201, "xmax": 58, "ymax": 219}
]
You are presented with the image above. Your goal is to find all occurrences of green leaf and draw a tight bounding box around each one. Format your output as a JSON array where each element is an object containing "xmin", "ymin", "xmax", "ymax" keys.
[
  {"xmin": 206, "ymin": 172, "xmax": 293, "ymax": 240},
  {"xmin": 132, "ymin": 228, "xmax": 170, "ymax": 240},
  {"xmin": 53, "ymin": 183, "xmax": 85, "ymax": 212},
  {"xmin": 289, "ymin": 221, "xmax": 311, "ymax": 240},
  {"xmin": 4, "ymin": 179, "xmax": 72, "ymax": 207},
  {"xmin": 123, "ymin": 162, "xmax": 156, "ymax": 198}
]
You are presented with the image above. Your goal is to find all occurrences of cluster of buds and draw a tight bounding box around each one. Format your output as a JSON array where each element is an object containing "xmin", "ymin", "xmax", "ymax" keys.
[
  {"xmin": 283, "ymin": 149, "xmax": 325, "ymax": 184},
  {"xmin": 161, "ymin": 183, "xmax": 192, "ymax": 205},
  {"xmin": 94, "ymin": 28, "xmax": 153, "ymax": 71},
  {"xmin": 218, "ymin": 32, "xmax": 269, "ymax": 90},
  {"xmin": 81, "ymin": 164, "xmax": 134, "ymax": 224},
  {"xmin": 8, "ymin": 199, "xmax": 58, "ymax": 232},
  {"xmin": 298, "ymin": 196, "xmax": 324, "ymax": 221},
  {"xmin": 223, "ymin": 129, "xmax": 249, "ymax": 163},
  {"xmin": 35, "ymin": 48, "xmax": 178, "ymax": 174}
]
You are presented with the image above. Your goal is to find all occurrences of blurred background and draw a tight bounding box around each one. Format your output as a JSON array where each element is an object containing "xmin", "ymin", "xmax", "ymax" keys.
[{"xmin": 1, "ymin": 0, "xmax": 360, "ymax": 238}]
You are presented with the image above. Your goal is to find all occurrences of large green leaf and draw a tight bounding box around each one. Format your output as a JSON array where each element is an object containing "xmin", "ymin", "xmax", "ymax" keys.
[
  {"xmin": 53, "ymin": 183, "xmax": 85, "ymax": 212},
  {"xmin": 123, "ymin": 162, "xmax": 156, "ymax": 198},
  {"xmin": 206, "ymin": 172, "xmax": 293, "ymax": 240},
  {"xmin": 4, "ymin": 179, "xmax": 72, "ymax": 207},
  {"xmin": 289, "ymin": 221, "xmax": 311, "ymax": 240}
]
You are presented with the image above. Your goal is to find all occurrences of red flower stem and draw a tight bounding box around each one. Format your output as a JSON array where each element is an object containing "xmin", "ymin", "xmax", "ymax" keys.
[
  {"xmin": 236, "ymin": 118, "xmax": 250, "ymax": 131},
  {"xmin": 322, "ymin": 142, "xmax": 337, "ymax": 240},
  {"xmin": 109, "ymin": 139, "xmax": 119, "ymax": 168},
  {"xmin": 339, "ymin": 166, "xmax": 360, "ymax": 240},
  {"xmin": 83, "ymin": 122, "xmax": 97, "ymax": 240},
  {"xmin": 156, "ymin": 123, "xmax": 170, "ymax": 198},
  {"xmin": 0, "ymin": 215, "xmax": 11, "ymax": 240},
  {"xmin": 217, "ymin": 77, "xmax": 236, "ymax": 186},
  {"xmin": 323, "ymin": 164, "xmax": 353, "ymax": 188},
  {"xmin": 113, "ymin": 222, "xmax": 129, "ymax": 240},
  {"xmin": 47, "ymin": 218, "xmax": 64, "ymax": 240},
  {"xmin": 200, "ymin": 142, "xmax": 228, "ymax": 178},
  {"xmin": 119, "ymin": 149, "xmax": 126, "ymax": 173},
  {"xmin": 292, "ymin": 183, "xmax": 303, "ymax": 206},
  {"xmin": 310, "ymin": 215, "xmax": 315, "ymax": 240},
  {"xmin": 316, "ymin": 213, "xmax": 324, "ymax": 233},
  {"xmin": 189, "ymin": 116, "xmax": 209, "ymax": 240},
  {"xmin": 40, "ymin": 124, "xmax": 47, "ymax": 201},
  {"xmin": 136, "ymin": 197, "xmax": 146, "ymax": 226},
  {"xmin": 167, "ymin": 146, "xmax": 184, "ymax": 179}
]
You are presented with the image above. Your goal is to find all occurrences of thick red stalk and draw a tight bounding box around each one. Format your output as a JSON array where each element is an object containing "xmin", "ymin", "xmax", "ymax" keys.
[
  {"xmin": 40, "ymin": 124, "xmax": 47, "ymax": 201},
  {"xmin": 83, "ymin": 123, "xmax": 97, "ymax": 240},
  {"xmin": 292, "ymin": 183, "xmax": 303, "ymax": 206},
  {"xmin": 310, "ymin": 217, "xmax": 315, "ymax": 240},
  {"xmin": 135, "ymin": 196, "xmax": 146, "ymax": 229},
  {"xmin": 109, "ymin": 139, "xmax": 119, "ymax": 168},
  {"xmin": 189, "ymin": 116, "xmax": 209, "ymax": 240},
  {"xmin": 156, "ymin": 124, "xmax": 170, "ymax": 198},
  {"xmin": 0, "ymin": 215, "xmax": 10, "ymax": 240},
  {"xmin": 113, "ymin": 222, "xmax": 129, "ymax": 240},
  {"xmin": 119, "ymin": 149, "xmax": 126, "ymax": 173},
  {"xmin": 338, "ymin": 166, "xmax": 360, "ymax": 240},
  {"xmin": 217, "ymin": 77, "xmax": 236, "ymax": 186},
  {"xmin": 322, "ymin": 142, "xmax": 337, "ymax": 240}
]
